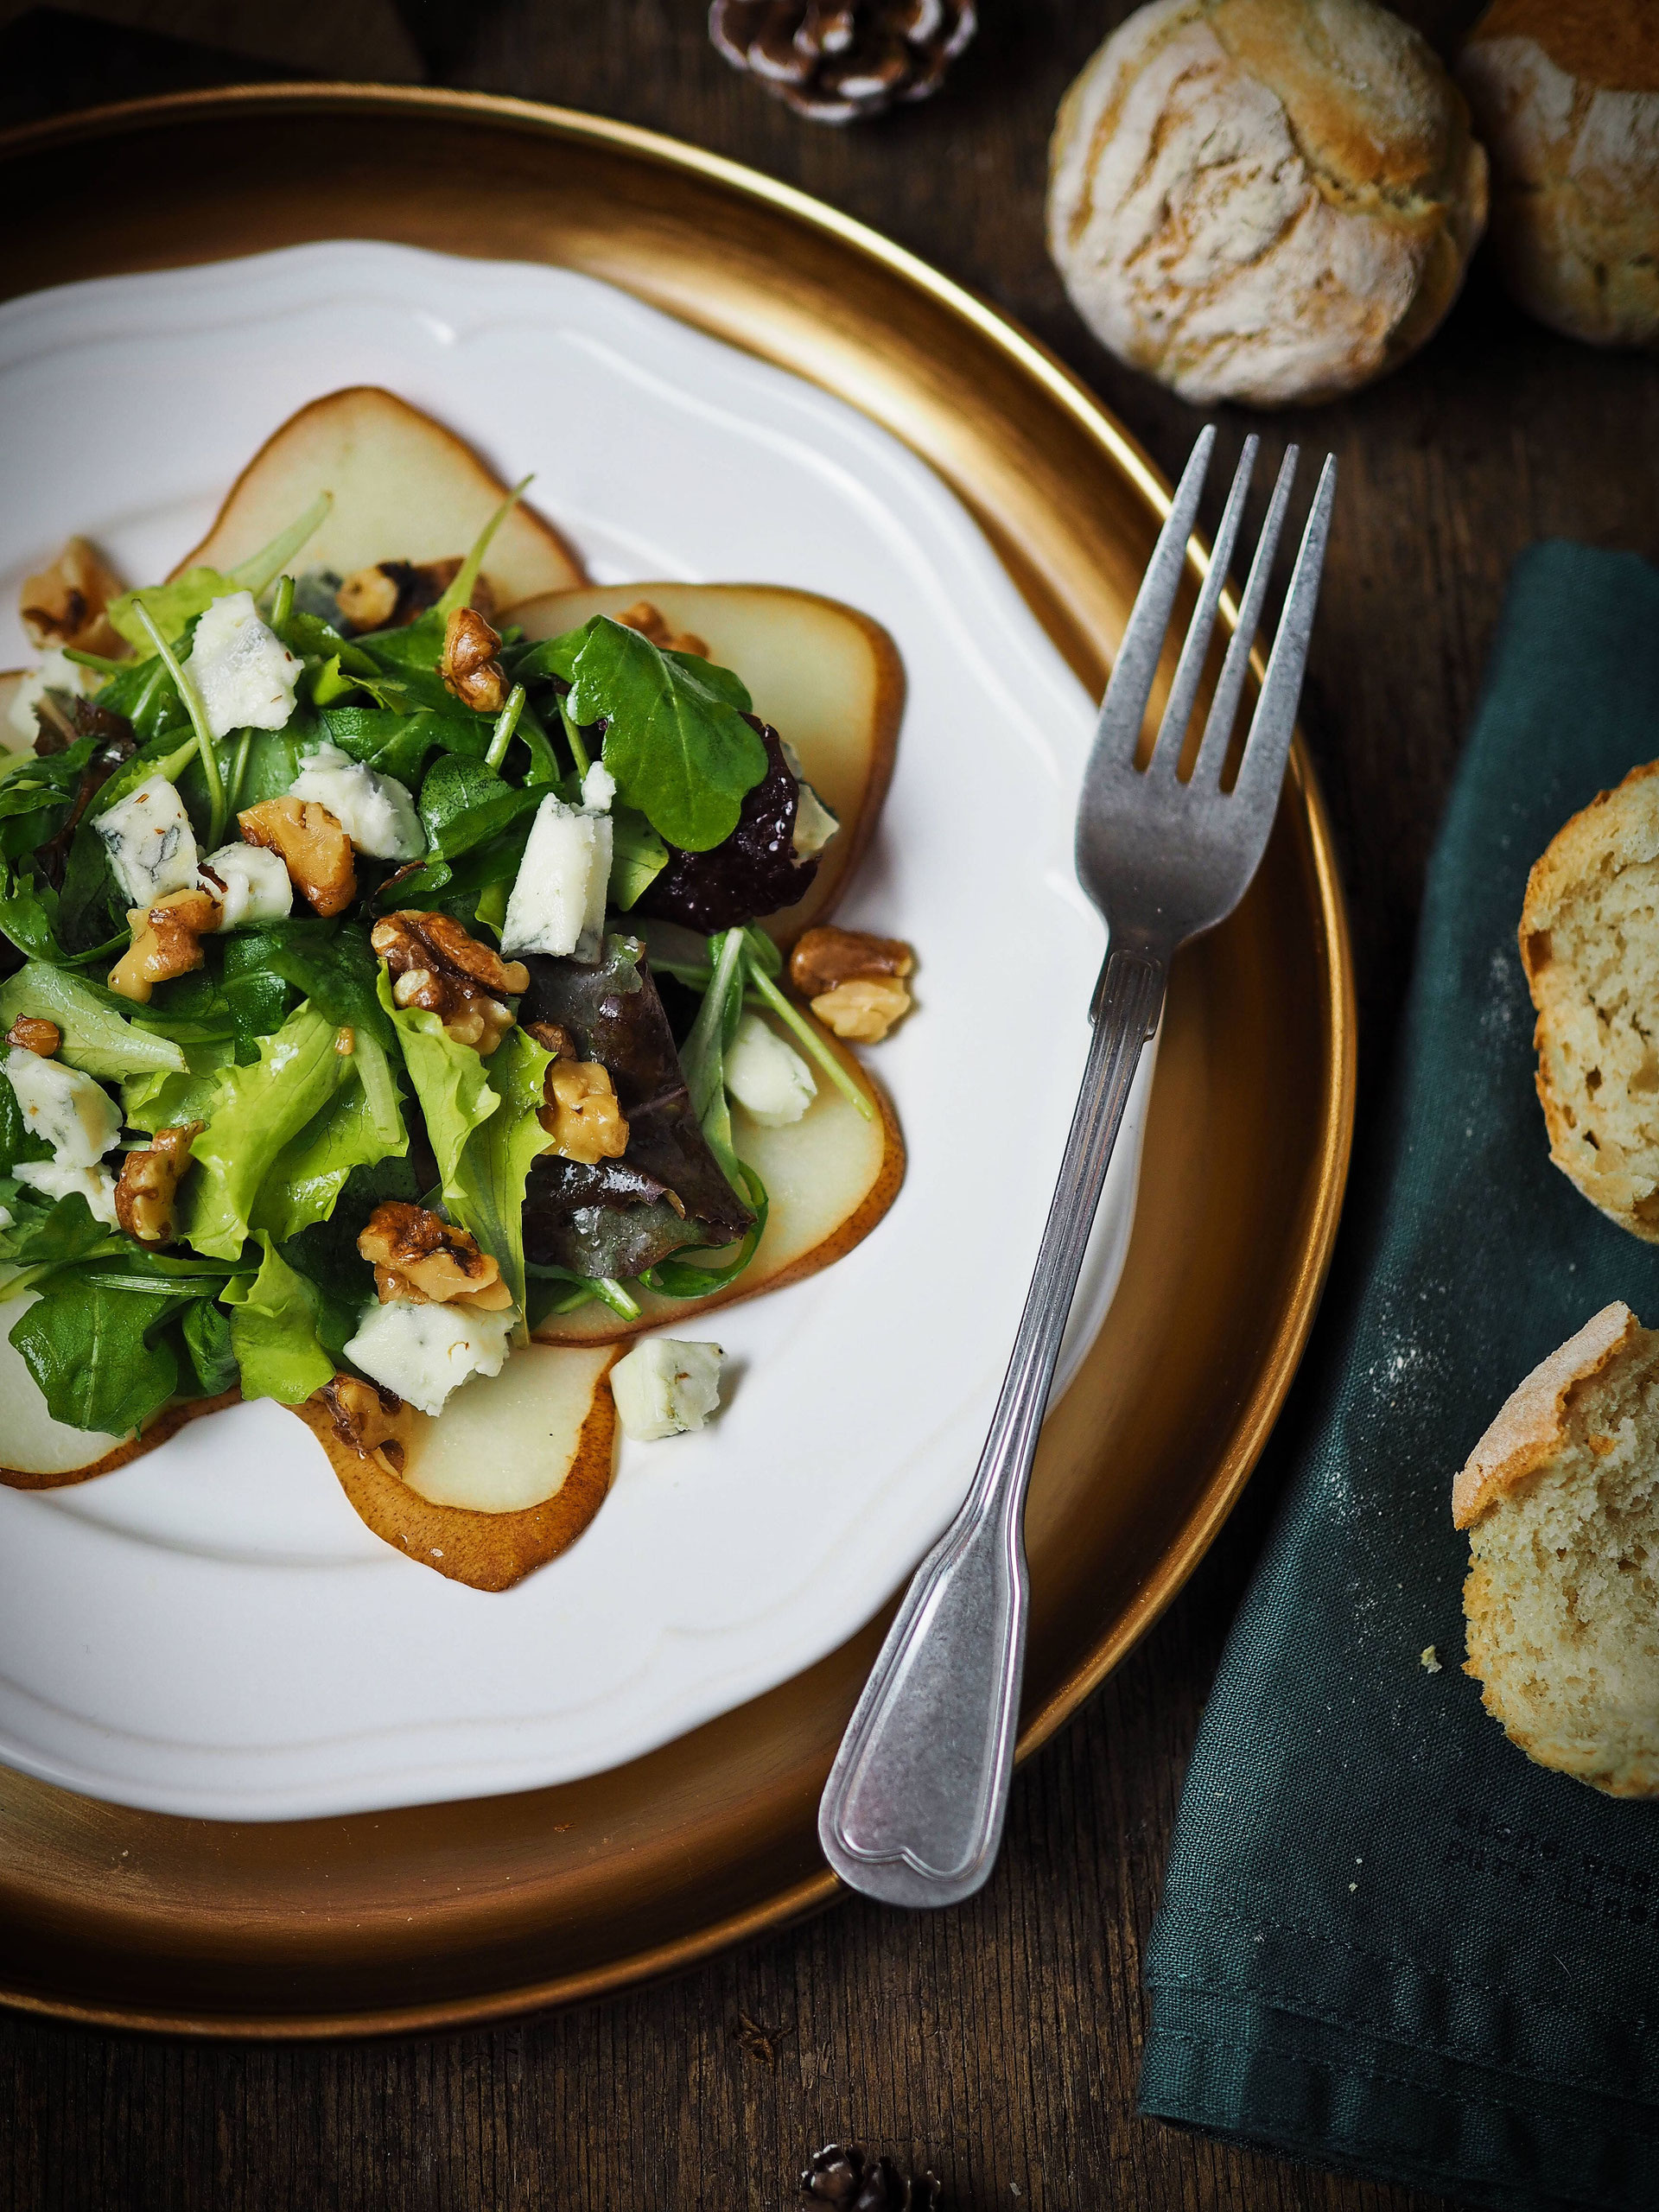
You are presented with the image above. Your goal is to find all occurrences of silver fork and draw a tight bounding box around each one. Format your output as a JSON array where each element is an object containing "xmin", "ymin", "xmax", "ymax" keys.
[{"xmin": 818, "ymin": 426, "xmax": 1337, "ymax": 1909}]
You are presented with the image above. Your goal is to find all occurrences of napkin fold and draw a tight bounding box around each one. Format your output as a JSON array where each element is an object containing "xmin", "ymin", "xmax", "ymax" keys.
[{"xmin": 1138, "ymin": 542, "xmax": 1659, "ymax": 2211}]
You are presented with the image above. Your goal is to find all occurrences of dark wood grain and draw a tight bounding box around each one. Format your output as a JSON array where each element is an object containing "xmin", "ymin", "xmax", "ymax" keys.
[{"xmin": 3, "ymin": 4, "xmax": 1658, "ymax": 2208}]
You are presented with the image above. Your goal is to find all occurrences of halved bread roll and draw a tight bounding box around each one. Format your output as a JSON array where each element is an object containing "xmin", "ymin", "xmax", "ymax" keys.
[
  {"xmin": 506, "ymin": 583, "xmax": 904, "ymax": 944},
  {"xmin": 173, "ymin": 386, "xmax": 587, "ymax": 603},
  {"xmin": 1520, "ymin": 762, "xmax": 1659, "ymax": 1237},
  {"xmin": 1456, "ymin": 1300, "xmax": 1659, "ymax": 1797}
]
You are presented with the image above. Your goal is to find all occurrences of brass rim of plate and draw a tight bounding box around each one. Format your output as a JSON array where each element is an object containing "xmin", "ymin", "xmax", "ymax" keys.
[{"xmin": 0, "ymin": 85, "xmax": 1357, "ymax": 2037}]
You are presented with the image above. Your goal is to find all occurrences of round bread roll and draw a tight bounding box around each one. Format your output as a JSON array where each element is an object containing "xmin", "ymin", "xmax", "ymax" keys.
[
  {"xmin": 1455, "ymin": 1301, "xmax": 1659, "ymax": 1799},
  {"xmin": 1046, "ymin": 0, "xmax": 1488, "ymax": 406},
  {"xmin": 1459, "ymin": 0, "xmax": 1659, "ymax": 349},
  {"xmin": 1519, "ymin": 762, "xmax": 1659, "ymax": 1239}
]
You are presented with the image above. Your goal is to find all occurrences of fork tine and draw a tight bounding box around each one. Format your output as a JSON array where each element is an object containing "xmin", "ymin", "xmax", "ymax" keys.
[
  {"xmin": 1090, "ymin": 425, "xmax": 1215, "ymax": 767},
  {"xmin": 1231, "ymin": 454, "xmax": 1338, "ymax": 823},
  {"xmin": 1147, "ymin": 434, "xmax": 1258, "ymax": 776},
  {"xmin": 1190, "ymin": 444, "xmax": 1299, "ymax": 786}
]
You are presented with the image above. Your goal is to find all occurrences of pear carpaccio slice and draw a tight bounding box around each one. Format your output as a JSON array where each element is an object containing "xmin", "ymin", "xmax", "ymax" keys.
[
  {"xmin": 505, "ymin": 582, "xmax": 904, "ymax": 944},
  {"xmin": 534, "ymin": 1024, "xmax": 904, "ymax": 1348},
  {"xmin": 173, "ymin": 385, "xmax": 587, "ymax": 604}
]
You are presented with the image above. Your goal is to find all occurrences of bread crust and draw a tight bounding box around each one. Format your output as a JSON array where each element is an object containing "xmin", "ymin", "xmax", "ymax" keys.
[
  {"xmin": 1459, "ymin": 0, "xmax": 1659, "ymax": 348},
  {"xmin": 1046, "ymin": 0, "xmax": 1486, "ymax": 406},
  {"xmin": 1452, "ymin": 1300, "xmax": 1639, "ymax": 1528},
  {"xmin": 1519, "ymin": 761, "xmax": 1659, "ymax": 1238}
]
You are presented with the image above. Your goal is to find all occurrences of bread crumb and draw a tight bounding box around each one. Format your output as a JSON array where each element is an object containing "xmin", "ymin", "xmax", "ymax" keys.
[{"xmin": 1421, "ymin": 1644, "xmax": 1442, "ymax": 1673}]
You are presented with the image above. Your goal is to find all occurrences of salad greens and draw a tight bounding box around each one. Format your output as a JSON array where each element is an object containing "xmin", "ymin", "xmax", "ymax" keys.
[{"xmin": 1, "ymin": 483, "xmax": 847, "ymax": 1448}]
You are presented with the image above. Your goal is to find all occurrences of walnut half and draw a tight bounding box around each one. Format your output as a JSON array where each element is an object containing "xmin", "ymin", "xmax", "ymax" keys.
[
  {"xmin": 336, "ymin": 557, "xmax": 497, "ymax": 634},
  {"xmin": 441, "ymin": 606, "xmax": 508, "ymax": 714},
  {"xmin": 357, "ymin": 1200, "xmax": 513, "ymax": 1309},
  {"xmin": 21, "ymin": 537, "xmax": 125, "ymax": 658},
  {"xmin": 614, "ymin": 599, "xmax": 710, "ymax": 660},
  {"xmin": 238, "ymin": 796, "xmax": 356, "ymax": 917},
  {"xmin": 789, "ymin": 924, "xmax": 916, "ymax": 1043},
  {"xmin": 114, "ymin": 1121, "xmax": 202, "ymax": 1246},
  {"xmin": 539, "ymin": 1058, "xmax": 629, "ymax": 1165},
  {"xmin": 108, "ymin": 887, "xmax": 222, "ymax": 1004},
  {"xmin": 5, "ymin": 1016, "xmax": 60, "ymax": 1057},
  {"xmin": 372, "ymin": 910, "xmax": 528, "ymax": 1056},
  {"xmin": 320, "ymin": 1373, "xmax": 410, "ymax": 1474}
]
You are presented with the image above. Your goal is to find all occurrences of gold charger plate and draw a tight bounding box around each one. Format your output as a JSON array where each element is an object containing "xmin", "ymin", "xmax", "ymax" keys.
[{"xmin": 0, "ymin": 86, "xmax": 1355, "ymax": 2037}]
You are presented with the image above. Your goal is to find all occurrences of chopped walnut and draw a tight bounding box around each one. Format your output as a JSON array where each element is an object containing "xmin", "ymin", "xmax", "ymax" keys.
[
  {"xmin": 5, "ymin": 1016, "xmax": 61, "ymax": 1057},
  {"xmin": 810, "ymin": 976, "xmax": 912, "ymax": 1044},
  {"xmin": 108, "ymin": 887, "xmax": 223, "ymax": 1004},
  {"xmin": 525, "ymin": 1019, "xmax": 576, "ymax": 1060},
  {"xmin": 441, "ymin": 605, "xmax": 508, "ymax": 714},
  {"xmin": 113, "ymin": 1121, "xmax": 202, "ymax": 1246},
  {"xmin": 21, "ymin": 537, "xmax": 126, "ymax": 658},
  {"xmin": 321, "ymin": 1373, "xmax": 410, "ymax": 1473},
  {"xmin": 336, "ymin": 558, "xmax": 497, "ymax": 634},
  {"xmin": 238, "ymin": 795, "xmax": 357, "ymax": 917},
  {"xmin": 539, "ymin": 1058, "xmax": 630, "ymax": 1165},
  {"xmin": 790, "ymin": 925, "xmax": 914, "ymax": 995},
  {"xmin": 371, "ymin": 910, "xmax": 528, "ymax": 1056},
  {"xmin": 357, "ymin": 1199, "xmax": 514, "ymax": 1309},
  {"xmin": 613, "ymin": 599, "xmax": 710, "ymax": 661}
]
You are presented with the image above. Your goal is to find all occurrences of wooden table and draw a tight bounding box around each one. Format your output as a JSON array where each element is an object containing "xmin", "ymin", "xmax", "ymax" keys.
[{"xmin": 3, "ymin": 5, "xmax": 1656, "ymax": 2206}]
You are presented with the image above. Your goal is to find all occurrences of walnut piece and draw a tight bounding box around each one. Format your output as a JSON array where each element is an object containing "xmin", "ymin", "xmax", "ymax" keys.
[
  {"xmin": 525, "ymin": 1019, "xmax": 576, "ymax": 1060},
  {"xmin": 539, "ymin": 1058, "xmax": 630, "ymax": 1165},
  {"xmin": 371, "ymin": 910, "xmax": 529, "ymax": 1056},
  {"xmin": 789, "ymin": 924, "xmax": 914, "ymax": 995},
  {"xmin": 5, "ymin": 1016, "xmax": 61, "ymax": 1057},
  {"xmin": 441, "ymin": 605, "xmax": 508, "ymax": 714},
  {"xmin": 336, "ymin": 558, "xmax": 497, "ymax": 634},
  {"xmin": 357, "ymin": 1199, "xmax": 513, "ymax": 1310},
  {"xmin": 108, "ymin": 887, "xmax": 223, "ymax": 1004},
  {"xmin": 114, "ymin": 1121, "xmax": 202, "ymax": 1246},
  {"xmin": 810, "ymin": 975, "xmax": 912, "ymax": 1043},
  {"xmin": 21, "ymin": 536, "xmax": 125, "ymax": 658},
  {"xmin": 614, "ymin": 599, "xmax": 710, "ymax": 661},
  {"xmin": 238, "ymin": 796, "xmax": 357, "ymax": 917},
  {"xmin": 321, "ymin": 1373, "xmax": 410, "ymax": 1473}
]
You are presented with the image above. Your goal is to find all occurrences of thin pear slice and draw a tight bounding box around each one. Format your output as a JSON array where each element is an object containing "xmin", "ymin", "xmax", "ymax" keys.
[
  {"xmin": 0, "ymin": 1294, "xmax": 237, "ymax": 1488},
  {"xmin": 0, "ymin": 671, "xmax": 26, "ymax": 749},
  {"xmin": 534, "ymin": 1024, "xmax": 904, "ymax": 1348},
  {"xmin": 173, "ymin": 386, "xmax": 587, "ymax": 604},
  {"xmin": 505, "ymin": 583, "xmax": 904, "ymax": 943},
  {"xmin": 291, "ymin": 1345, "xmax": 618, "ymax": 1592}
]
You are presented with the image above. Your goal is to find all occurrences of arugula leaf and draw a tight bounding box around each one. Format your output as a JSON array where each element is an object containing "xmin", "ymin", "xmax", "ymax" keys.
[
  {"xmin": 378, "ymin": 968, "xmax": 497, "ymax": 1198},
  {"xmin": 8, "ymin": 1276, "xmax": 182, "ymax": 1435},
  {"xmin": 663, "ymin": 650, "xmax": 753, "ymax": 711},
  {"xmin": 318, "ymin": 704, "xmax": 477, "ymax": 784},
  {"xmin": 416, "ymin": 755, "xmax": 542, "ymax": 861},
  {"xmin": 105, "ymin": 494, "xmax": 330, "ymax": 658},
  {"xmin": 0, "ymin": 962, "xmax": 187, "ymax": 1080},
  {"xmin": 220, "ymin": 935, "xmax": 296, "ymax": 1056},
  {"xmin": 449, "ymin": 1026, "xmax": 551, "ymax": 1329},
  {"xmin": 677, "ymin": 926, "xmax": 749, "ymax": 1184},
  {"xmin": 607, "ymin": 803, "xmax": 670, "ymax": 910},
  {"xmin": 180, "ymin": 1296, "xmax": 238, "ymax": 1398},
  {"xmin": 181, "ymin": 1004, "xmax": 353, "ymax": 1258},
  {"xmin": 563, "ymin": 617, "xmax": 768, "ymax": 852},
  {"xmin": 238, "ymin": 919, "xmax": 395, "ymax": 1049},
  {"xmin": 221, "ymin": 1234, "xmax": 334, "ymax": 1404},
  {"xmin": 250, "ymin": 1067, "xmax": 408, "ymax": 1243}
]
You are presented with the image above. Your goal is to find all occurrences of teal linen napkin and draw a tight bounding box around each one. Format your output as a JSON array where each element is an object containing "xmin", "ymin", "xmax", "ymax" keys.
[{"xmin": 1138, "ymin": 543, "xmax": 1659, "ymax": 2211}]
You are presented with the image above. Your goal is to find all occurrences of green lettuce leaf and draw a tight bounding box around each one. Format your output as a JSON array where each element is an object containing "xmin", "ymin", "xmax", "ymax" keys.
[
  {"xmin": 221, "ymin": 1234, "xmax": 334, "ymax": 1404},
  {"xmin": 120, "ymin": 1036, "xmax": 237, "ymax": 1134},
  {"xmin": 250, "ymin": 1067, "xmax": 409, "ymax": 1243},
  {"xmin": 450, "ymin": 1025, "xmax": 552, "ymax": 1328},
  {"xmin": 181, "ymin": 1004, "xmax": 353, "ymax": 1258},
  {"xmin": 378, "ymin": 967, "xmax": 497, "ymax": 1198},
  {"xmin": 0, "ymin": 962, "xmax": 188, "ymax": 1080},
  {"xmin": 607, "ymin": 802, "xmax": 669, "ymax": 910}
]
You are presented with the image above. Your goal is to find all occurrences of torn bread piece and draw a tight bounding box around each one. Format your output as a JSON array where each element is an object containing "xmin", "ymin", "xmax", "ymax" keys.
[{"xmin": 1456, "ymin": 1300, "xmax": 1659, "ymax": 1798}]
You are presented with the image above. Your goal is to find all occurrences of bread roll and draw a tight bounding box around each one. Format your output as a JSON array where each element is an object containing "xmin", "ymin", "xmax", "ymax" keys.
[
  {"xmin": 1456, "ymin": 1302, "xmax": 1659, "ymax": 1798},
  {"xmin": 1046, "ymin": 0, "xmax": 1487, "ymax": 407},
  {"xmin": 1459, "ymin": 0, "xmax": 1659, "ymax": 349},
  {"xmin": 1520, "ymin": 763, "xmax": 1659, "ymax": 1239}
]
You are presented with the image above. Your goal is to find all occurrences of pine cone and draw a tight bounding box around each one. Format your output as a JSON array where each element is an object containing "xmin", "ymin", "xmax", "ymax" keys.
[
  {"xmin": 798, "ymin": 2141, "xmax": 942, "ymax": 2210},
  {"xmin": 709, "ymin": 1, "xmax": 976, "ymax": 123}
]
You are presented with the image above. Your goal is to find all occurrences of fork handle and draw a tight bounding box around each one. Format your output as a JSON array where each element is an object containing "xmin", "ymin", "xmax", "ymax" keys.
[{"xmin": 817, "ymin": 946, "xmax": 1166, "ymax": 1907}]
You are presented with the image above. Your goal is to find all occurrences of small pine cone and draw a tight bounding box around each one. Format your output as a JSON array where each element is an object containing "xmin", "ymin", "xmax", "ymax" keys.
[
  {"xmin": 709, "ymin": 0, "xmax": 976, "ymax": 124},
  {"xmin": 799, "ymin": 2141, "xmax": 942, "ymax": 2211}
]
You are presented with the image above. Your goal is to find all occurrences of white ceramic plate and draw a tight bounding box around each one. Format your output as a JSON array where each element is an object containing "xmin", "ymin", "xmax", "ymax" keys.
[{"xmin": 0, "ymin": 241, "xmax": 1149, "ymax": 1821}]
